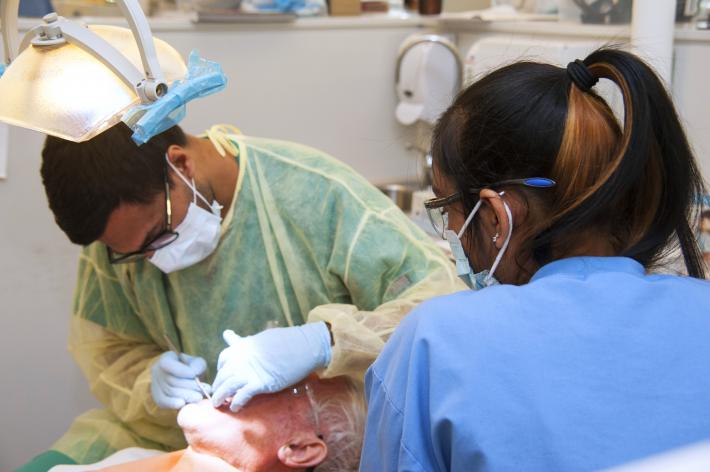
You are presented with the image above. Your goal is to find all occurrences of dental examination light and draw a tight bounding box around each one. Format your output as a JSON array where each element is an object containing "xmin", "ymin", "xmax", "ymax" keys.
[{"xmin": 0, "ymin": 0, "xmax": 225, "ymax": 144}]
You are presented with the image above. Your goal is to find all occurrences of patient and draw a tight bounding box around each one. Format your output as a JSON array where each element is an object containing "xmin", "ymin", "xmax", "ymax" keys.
[{"xmin": 95, "ymin": 376, "xmax": 364, "ymax": 472}]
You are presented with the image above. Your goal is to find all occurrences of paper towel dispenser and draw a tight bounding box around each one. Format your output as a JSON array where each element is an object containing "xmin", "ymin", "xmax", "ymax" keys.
[{"xmin": 394, "ymin": 34, "xmax": 463, "ymax": 126}]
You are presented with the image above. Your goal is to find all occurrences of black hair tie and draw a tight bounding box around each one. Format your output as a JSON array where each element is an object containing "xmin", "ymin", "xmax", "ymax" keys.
[{"xmin": 566, "ymin": 59, "xmax": 598, "ymax": 92}]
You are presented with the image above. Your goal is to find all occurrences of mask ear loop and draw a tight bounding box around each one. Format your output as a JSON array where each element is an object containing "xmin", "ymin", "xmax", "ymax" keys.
[
  {"xmin": 455, "ymin": 200, "xmax": 483, "ymax": 240},
  {"xmin": 444, "ymin": 201, "xmax": 481, "ymax": 283},
  {"xmin": 165, "ymin": 153, "xmax": 223, "ymax": 216},
  {"xmin": 485, "ymin": 193, "xmax": 513, "ymax": 284}
]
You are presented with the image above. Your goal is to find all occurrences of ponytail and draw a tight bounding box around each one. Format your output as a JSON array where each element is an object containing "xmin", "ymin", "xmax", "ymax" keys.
[
  {"xmin": 432, "ymin": 47, "xmax": 707, "ymax": 278},
  {"xmin": 544, "ymin": 49, "xmax": 706, "ymax": 277}
]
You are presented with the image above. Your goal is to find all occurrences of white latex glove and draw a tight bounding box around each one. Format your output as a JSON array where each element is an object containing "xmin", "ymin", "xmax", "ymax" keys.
[
  {"xmin": 151, "ymin": 351, "xmax": 211, "ymax": 409},
  {"xmin": 211, "ymin": 322, "xmax": 332, "ymax": 412}
]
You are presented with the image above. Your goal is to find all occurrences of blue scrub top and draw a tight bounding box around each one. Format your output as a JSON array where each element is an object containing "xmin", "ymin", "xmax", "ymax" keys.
[{"xmin": 362, "ymin": 257, "xmax": 710, "ymax": 472}]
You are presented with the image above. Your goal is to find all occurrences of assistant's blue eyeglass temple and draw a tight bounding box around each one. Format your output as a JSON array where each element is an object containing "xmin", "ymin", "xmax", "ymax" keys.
[{"xmin": 520, "ymin": 177, "xmax": 556, "ymax": 188}]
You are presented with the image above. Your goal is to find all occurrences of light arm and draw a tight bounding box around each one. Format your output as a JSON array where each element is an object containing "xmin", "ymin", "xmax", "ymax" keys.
[
  {"xmin": 1, "ymin": 0, "xmax": 20, "ymax": 64},
  {"xmin": 1, "ymin": 0, "xmax": 166, "ymax": 102},
  {"xmin": 116, "ymin": 0, "xmax": 165, "ymax": 86}
]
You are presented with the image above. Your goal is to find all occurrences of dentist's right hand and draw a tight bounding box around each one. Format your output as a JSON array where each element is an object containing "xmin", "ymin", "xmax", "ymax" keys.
[{"xmin": 151, "ymin": 351, "xmax": 210, "ymax": 409}]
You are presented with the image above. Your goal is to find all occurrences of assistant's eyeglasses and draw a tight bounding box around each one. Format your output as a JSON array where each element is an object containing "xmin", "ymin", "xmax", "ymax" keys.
[{"xmin": 424, "ymin": 177, "xmax": 556, "ymax": 239}]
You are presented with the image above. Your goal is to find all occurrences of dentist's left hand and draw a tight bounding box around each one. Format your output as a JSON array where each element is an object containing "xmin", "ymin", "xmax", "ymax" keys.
[{"xmin": 211, "ymin": 322, "xmax": 332, "ymax": 412}]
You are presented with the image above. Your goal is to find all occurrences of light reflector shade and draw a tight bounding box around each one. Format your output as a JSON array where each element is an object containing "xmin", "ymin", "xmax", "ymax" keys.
[{"xmin": 0, "ymin": 25, "xmax": 186, "ymax": 142}]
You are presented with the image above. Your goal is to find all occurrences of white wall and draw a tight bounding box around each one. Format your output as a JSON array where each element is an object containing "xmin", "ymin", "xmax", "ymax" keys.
[
  {"xmin": 167, "ymin": 23, "xmax": 427, "ymax": 185},
  {"xmin": 672, "ymin": 40, "xmax": 710, "ymax": 179},
  {"xmin": 0, "ymin": 126, "xmax": 96, "ymax": 470}
]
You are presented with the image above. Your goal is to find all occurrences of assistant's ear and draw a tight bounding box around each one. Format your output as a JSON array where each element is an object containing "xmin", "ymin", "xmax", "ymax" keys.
[
  {"xmin": 479, "ymin": 189, "xmax": 511, "ymax": 250},
  {"xmin": 277, "ymin": 432, "xmax": 328, "ymax": 469},
  {"xmin": 166, "ymin": 144, "xmax": 195, "ymax": 179}
]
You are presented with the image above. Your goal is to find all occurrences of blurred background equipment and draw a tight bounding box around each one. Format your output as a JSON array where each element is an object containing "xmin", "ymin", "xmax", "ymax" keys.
[
  {"xmin": 50, "ymin": 0, "xmax": 153, "ymax": 17},
  {"xmin": 417, "ymin": 0, "xmax": 441, "ymax": 15},
  {"xmin": 376, "ymin": 183, "xmax": 413, "ymax": 213},
  {"xmin": 676, "ymin": 0, "xmax": 699, "ymax": 22},
  {"xmin": 571, "ymin": 0, "xmax": 633, "ymax": 24},
  {"xmin": 18, "ymin": 0, "xmax": 52, "ymax": 16},
  {"xmin": 697, "ymin": 0, "xmax": 710, "ymax": 28}
]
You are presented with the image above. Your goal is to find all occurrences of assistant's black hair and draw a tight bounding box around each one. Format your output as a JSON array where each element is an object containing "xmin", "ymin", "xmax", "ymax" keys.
[{"xmin": 432, "ymin": 47, "xmax": 707, "ymax": 278}]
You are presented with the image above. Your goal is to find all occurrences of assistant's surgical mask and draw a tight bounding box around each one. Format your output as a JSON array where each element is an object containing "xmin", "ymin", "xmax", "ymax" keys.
[
  {"xmin": 149, "ymin": 155, "xmax": 224, "ymax": 273},
  {"xmin": 444, "ymin": 192, "xmax": 513, "ymax": 290},
  {"xmin": 698, "ymin": 231, "xmax": 710, "ymax": 253}
]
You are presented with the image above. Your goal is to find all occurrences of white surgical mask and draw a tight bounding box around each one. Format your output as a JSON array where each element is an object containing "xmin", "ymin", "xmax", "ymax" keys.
[
  {"xmin": 149, "ymin": 156, "xmax": 223, "ymax": 274},
  {"xmin": 444, "ymin": 192, "xmax": 512, "ymax": 290}
]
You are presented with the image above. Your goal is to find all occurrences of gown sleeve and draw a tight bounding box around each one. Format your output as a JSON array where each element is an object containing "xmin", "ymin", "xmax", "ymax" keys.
[
  {"xmin": 308, "ymin": 205, "xmax": 466, "ymax": 380},
  {"xmin": 54, "ymin": 245, "xmax": 187, "ymax": 462}
]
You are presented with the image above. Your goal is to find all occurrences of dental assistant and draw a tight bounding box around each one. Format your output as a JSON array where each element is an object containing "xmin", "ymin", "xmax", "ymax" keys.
[{"xmin": 361, "ymin": 49, "xmax": 710, "ymax": 471}]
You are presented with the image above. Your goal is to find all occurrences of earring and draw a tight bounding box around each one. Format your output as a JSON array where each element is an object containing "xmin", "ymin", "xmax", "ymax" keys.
[{"xmin": 492, "ymin": 232, "xmax": 499, "ymax": 243}]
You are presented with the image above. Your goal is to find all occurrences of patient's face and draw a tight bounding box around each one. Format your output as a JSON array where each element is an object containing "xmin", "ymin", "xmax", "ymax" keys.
[{"xmin": 178, "ymin": 380, "xmax": 334, "ymax": 471}]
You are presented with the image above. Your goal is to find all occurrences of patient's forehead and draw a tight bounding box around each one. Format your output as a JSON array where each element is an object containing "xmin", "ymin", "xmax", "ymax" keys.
[{"xmin": 177, "ymin": 377, "xmax": 351, "ymax": 431}]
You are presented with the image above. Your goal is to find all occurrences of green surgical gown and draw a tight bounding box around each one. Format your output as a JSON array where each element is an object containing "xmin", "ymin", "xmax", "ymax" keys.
[{"xmin": 51, "ymin": 133, "xmax": 466, "ymax": 463}]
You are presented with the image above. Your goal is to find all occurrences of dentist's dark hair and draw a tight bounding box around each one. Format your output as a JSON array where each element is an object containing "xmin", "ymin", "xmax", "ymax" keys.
[
  {"xmin": 41, "ymin": 123, "xmax": 187, "ymax": 245},
  {"xmin": 432, "ymin": 47, "xmax": 706, "ymax": 278}
]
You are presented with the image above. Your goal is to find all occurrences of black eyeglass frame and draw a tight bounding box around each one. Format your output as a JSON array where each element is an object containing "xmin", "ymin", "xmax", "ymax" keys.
[{"xmin": 107, "ymin": 163, "xmax": 179, "ymax": 264}]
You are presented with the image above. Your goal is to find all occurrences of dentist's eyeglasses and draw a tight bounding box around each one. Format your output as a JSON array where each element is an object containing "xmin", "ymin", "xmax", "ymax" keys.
[
  {"xmin": 107, "ymin": 163, "xmax": 180, "ymax": 264},
  {"xmin": 424, "ymin": 178, "xmax": 556, "ymax": 239}
]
